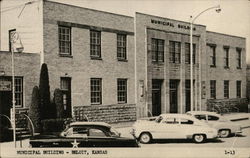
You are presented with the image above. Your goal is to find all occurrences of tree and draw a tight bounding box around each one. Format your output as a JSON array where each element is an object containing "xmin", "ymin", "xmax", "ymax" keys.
[
  {"xmin": 39, "ymin": 63, "xmax": 51, "ymax": 119},
  {"xmin": 28, "ymin": 86, "xmax": 41, "ymax": 133},
  {"xmin": 54, "ymin": 88, "xmax": 64, "ymax": 118}
]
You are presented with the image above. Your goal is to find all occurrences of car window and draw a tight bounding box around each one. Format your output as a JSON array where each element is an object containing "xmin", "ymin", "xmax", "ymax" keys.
[
  {"xmin": 208, "ymin": 115, "xmax": 219, "ymax": 121},
  {"xmin": 163, "ymin": 118, "xmax": 178, "ymax": 124},
  {"xmin": 65, "ymin": 126, "xmax": 88, "ymax": 138},
  {"xmin": 180, "ymin": 119, "xmax": 194, "ymax": 125},
  {"xmin": 194, "ymin": 114, "xmax": 206, "ymax": 121},
  {"xmin": 89, "ymin": 128, "xmax": 107, "ymax": 137},
  {"xmin": 109, "ymin": 127, "xmax": 120, "ymax": 137}
]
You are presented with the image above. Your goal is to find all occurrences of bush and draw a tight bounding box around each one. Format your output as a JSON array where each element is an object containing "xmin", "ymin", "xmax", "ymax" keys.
[
  {"xmin": 53, "ymin": 88, "xmax": 64, "ymax": 118},
  {"xmin": 39, "ymin": 63, "xmax": 52, "ymax": 119},
  {"xmin": 28, "ymin": 86, "xmax": 41, "ymax": 133},
  {"xmin": 41, "ymin": 118, "xmax": 73, "ymax": 134}
]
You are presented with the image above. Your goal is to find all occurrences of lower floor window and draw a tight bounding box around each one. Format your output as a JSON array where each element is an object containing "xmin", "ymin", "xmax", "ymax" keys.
[
  {"xmin": 117, "ymin": 79, "xmax": 127, "ymax": 103},
  {"xmin": 90, "ymin": 78, "xmax": 102, "ymax": 104}
]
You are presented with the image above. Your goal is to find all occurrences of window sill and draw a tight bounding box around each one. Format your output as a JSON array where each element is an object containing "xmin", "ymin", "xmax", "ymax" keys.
[
  {"xmin": 117, "ymin": 59, "xmax": 128, "ymax": 62},
  {"xmin": 224, "ymin": 66, "xmax": 230, "ymax": 69},
  {"xmin": 59, "ymin": 54, "xmax": 73, "ymax": 58},
  {"xmin": 152, "ymin": 61, "xmax": 164, "ymax": 64},
  {"xmin": 90, "ymin": 56, "xmax": 102, "ymax": 60},
  {"xmin": 210, "ymin": 65, "xmax": 216, "ymax": 68},
  {"xmin": 237, "ymin": 67, "xmax": 242, "ymax": 70},
  {"xmin": 91, "ymin": 103, "xmax": 102, "ymax": 105},
  {"xmin": 118, "ymin": 102, "xmax": 127, "ymax": 104}
]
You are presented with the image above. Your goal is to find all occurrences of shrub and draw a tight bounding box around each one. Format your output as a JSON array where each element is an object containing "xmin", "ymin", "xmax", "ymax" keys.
[
  {"xmin": 39, "ymin": 63, "xmax": 52, "ymax": 119},
  {"xmin": 28, "ymin": 86, "xmax": 41, "ymax": 133},
  {"xmin": 53, "ymin": 88, "xmax": 64, "ymax": 118}
]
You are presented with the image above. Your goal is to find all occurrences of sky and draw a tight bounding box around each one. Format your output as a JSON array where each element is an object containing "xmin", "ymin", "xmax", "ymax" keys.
[
  {"xmin": 50, "ymin": 0, "xmax": 250, "ymax": 63},
  {"xmin": 1, "ymin": 0, "xmax": 250, "ymax": 63}
]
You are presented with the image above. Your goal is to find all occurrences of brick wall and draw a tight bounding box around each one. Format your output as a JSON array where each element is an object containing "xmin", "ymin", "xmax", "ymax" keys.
[{"xmin": 73, "ymin": 104, "xmax": 136, "ymax": 123}]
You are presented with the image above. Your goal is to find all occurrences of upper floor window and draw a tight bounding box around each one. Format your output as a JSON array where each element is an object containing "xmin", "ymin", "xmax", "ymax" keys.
[
  {"xmin": 224, "ymin": 46, "xmax": 229, "ymax": 68},
  {"xmin": 151, "ymin": 38, "xmax": 164, "ymax": 62},
  {"xmin": 236, "ymin": 80, "xmax": 241, "ymax": 98},
  {"xmin": 90, "ymin": 30, "xmax": 101, "ymax": 59},
  {"xmin": 117, "ymin": 34, "xmax": 127, "ymax": 61},
  {"xmin": 58, "ymin": 26, "xmax": 71, "ymax": 56},
  {"xmin": 117, "ymin": 79, "xmax": 127, "ymax": 103},
  {"xmin": 236, "ymin": 48, "xmax": 242, "ymax": 69},
  {"xmin": 90, "ymin": 78, "xmax": 102, "ymax": 104},
  {"xmin": 208, "ymin": 44, "xmax": 216, "ymax": 67},
  {"xmin": 185, "ymin": 43, "xmax": 196, "ymax": 64},
  {"xmin": 210, "ymin": 80, "xmax": 216, "ymax": 99},
  {"xmin": 169, "ymin": 41, "xmax": 181, "ymax": 63},
  {"xmin": 224, "ymin": 80, "xmax": 229, "ymax": 98}
]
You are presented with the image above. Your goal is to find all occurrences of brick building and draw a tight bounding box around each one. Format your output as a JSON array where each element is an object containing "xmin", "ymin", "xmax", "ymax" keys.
[{"xmin": 0, "ymin": 1, "xmax": 247, "ymax": 125}]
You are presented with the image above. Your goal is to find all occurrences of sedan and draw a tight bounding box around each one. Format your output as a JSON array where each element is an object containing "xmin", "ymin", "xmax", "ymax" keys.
[
  {"xmin": 29, "ymin": 122, "xmax": 139, "ymax": 148},
  {"xmin": 186, "ymin": 111, "xmax": 242, "ymax": 138},
  {"xmin": 131, "ymin": 114, "xmax": 218, "ymax": 144}
]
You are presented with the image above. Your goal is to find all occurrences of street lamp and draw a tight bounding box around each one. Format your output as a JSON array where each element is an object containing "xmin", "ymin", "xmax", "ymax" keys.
[
  {"xmin": 10, "ymin": 31, "xmax": 23, "ymax": 148},
  {"xmin": 190, "ymin": 5, "xmax": 221, "ymax": 111}
]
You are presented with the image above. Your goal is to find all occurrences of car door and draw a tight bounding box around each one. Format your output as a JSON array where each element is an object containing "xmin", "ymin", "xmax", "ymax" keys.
[
  {"xmin": 178, "ymin": 118, "xmax": 195, "ymax": 138},
  {"xmin": 63, "ymin": 126, "xmax": 88, "ymax": 147},
  {"xmin": 207, "ymin": 114, "xmax": 219, "ymax": 127},
  {"xmin": 155, "ymin": 117, "xmax": 180, "ymax": 139},
  {"xmin": 87, "ymin": 127, "xmax": 118, "ymax": 147}
]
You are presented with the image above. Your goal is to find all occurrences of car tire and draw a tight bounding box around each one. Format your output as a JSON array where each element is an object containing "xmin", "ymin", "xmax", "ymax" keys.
[
  {"xmin": 139, "ymin": 132, "xmax": 152, "ymax": 144},
  {"xmin": 219, "ymin": 129, "xmax": 231, "ymax": 138},
  {"xmin": 193, "ymin": 134, "xmax": 206, "ymax": 143}
]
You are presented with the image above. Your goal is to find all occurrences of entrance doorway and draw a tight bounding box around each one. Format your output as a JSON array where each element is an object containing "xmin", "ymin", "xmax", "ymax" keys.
[
  {"xmin": 170, "ymin": 80, "xmax": 179, "ymax": 113},
  {"xmin": 152, "ymin": 80, "xmax": 162, "ymax": 116},
  {"xmin": 185, "ymin": 80, "xmax": 191, "ymax": 112},
  {"xmin": 60, "ymin": 77, "xmax": 72, "ymax": 117}
]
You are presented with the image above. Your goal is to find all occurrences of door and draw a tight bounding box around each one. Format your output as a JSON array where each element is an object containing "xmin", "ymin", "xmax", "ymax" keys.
[
  {"xmin": 170, "ymin": 80, "xmax": 178, "ymax": 113},
  {"xmin": 60, "ymin": 77, "xmax": 72, "ymax": 117},
  {"xmin": 152, "ymin": 80, "xmax": 162, "ymax": 116},
  {"xmin": 185, "ymin": 80, "xmax": 191, "ymax": 112}
]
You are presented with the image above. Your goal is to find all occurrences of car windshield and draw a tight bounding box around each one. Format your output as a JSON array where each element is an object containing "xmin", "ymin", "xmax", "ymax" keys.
[
  {"xmin": 110, "ymin": 127, "xmax": 120, "ymax": 137},
  {"xmin": 155, "ymin": 116, "xmax": 163, "ymax": 123}
]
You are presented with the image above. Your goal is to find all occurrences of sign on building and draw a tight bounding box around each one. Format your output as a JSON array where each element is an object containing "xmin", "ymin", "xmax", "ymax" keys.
[{"xmin": 0, "ymin": 80, "xmax": 11, "ymax": 91}]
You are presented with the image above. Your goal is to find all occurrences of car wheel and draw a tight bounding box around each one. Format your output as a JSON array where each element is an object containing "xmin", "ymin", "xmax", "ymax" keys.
[
  {"xmin": 219, "ymin": 129, "xmax": 230, "ymax": 138},
  {"xmin": 139, "ymin": 132, "xmax": 152, "ymax": 144},
  {"xmin": 193, "ymin": 134, "xmax": 205, "ymax": 143}
]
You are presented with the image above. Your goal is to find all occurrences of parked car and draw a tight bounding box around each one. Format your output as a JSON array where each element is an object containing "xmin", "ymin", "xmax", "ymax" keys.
[
  {"xmin": 186, "ymin": 111, "xmax": 242, "ymax": 138},
  {"xmin": 29, "ymin": 122, "xmax": 139, "ymax": 148},
  {"xmin": 131, "ymin": 114, "xmax": 218, "ymax": 144}
]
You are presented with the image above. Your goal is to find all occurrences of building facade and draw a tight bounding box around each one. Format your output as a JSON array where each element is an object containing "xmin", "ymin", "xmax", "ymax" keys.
[{"xmin": 0, "ymin": 1, "xmax": 247, "ymax": 125}]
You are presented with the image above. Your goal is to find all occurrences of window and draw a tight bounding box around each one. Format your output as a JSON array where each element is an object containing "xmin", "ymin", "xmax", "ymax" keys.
[
  {"xmin": 236, "ymin": 80, "xmax": 241, "ymax": 98},
  {"xmin": 90, "ymin": 78, "xmax": 102, "ymax": 104},
  {"xmin": 224, "ymin": 80, "xmax": 229, "ymax": 98},
  {"xmin": 180, "ymin": 119, "xmax": 194, "ymax": 124},
  {"xmin": 58, "ymin": 26, "xmax": 71, "ymax": 56},
  {"xmin": 65, "ymin": 127, "xmax": 88, "ymax": 138},
  {"xmin": 185, "ymin": 43, "xmax": 196, "ymax": 64},
  {"xmin": 117, "ymin": 79, "xmax": 127, "ymax": 103},
  {"xmin": 169, "ymin": 41, "xmax": 181, "ymax": 63},
  {"xmin": 60, "ymin": 77, "xmax": 72, "ymax": 117},
  {"xmin": 194, "ymin": 114, "xmax": 206, "ymax": 121},
  {"xmin": 117, "ymin": 34, "xmax": 127, "ymax": 60},
  {"xmin": 224, "ymin": 46, "xmax": 229, "ymax": 68},
  {"xmin": 210, "ymin": 80, "xmax": 216, "ymax": 99},
  {"xmin": 89, "ymin": 128, "xmax": 107, "ymax": 137},
  {"xmin": 164, "ymin": 118, "xmax": 178, "ymax": 124},
  {"xmin": 151, "ymin": 38, "xmax": 164, "ymax": 62},
  {"xmin": 15, "ymin": 77, "xmax": 23, "ymax": 107},
  {"xmin": 208, "ymin": 45, "xmax": 216, "ymax": 67},
  {"xmin": 236, "ymin": 48, "xmax": 241, "ymax": 69},
  {"xmin": 90, "ymin": 30, "xmax": 101, "ymax": 58},
  {"xmin": 207, "ymin": 115, "xmax": 219, "ymax": 121}
]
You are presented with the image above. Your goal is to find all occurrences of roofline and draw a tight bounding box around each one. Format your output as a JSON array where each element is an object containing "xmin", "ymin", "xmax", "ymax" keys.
[
  {"xmin": 206, "ymin": 31, "xmax": 246, "ymax": 39},
  {"xmin": 44, "ymin": 0, "xmax": 134, "ymax": 19},
  {"xmin": 136, "ymin": 12, "xmax": 206, "ymax": 28}
]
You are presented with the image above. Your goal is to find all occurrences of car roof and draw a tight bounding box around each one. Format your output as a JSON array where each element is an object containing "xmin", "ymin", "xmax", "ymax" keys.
[
  {"xmin": 69, "ymin": 122, "xmax": 111, "ymax": 128},
  {"xmin": 159, "ymin": 114, "xmax": 197, "ymax": 120},
  {"xmin": 186, "ymin": 111, "xmax": 220, "ymax": 116}
]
